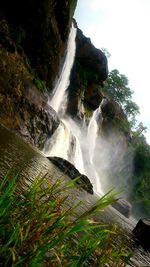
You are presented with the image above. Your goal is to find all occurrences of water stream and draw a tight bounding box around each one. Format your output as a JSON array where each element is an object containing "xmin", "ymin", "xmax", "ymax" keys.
[{"xmin": 49, "ymin": 24, "xmax": 77, "ymax": 115}]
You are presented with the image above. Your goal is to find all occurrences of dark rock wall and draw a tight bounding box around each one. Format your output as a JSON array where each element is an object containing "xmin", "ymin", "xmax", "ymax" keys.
[
  {"xmin": 0, "ymin": 0, "xmax": 77, "ymax": 148},
  {"xmin": 0, "ymin": 0, "xmax": 77, "ymax": 88},
  {"xmin": 67, "ymin": 26, "xmax": 108, "ymax": 117}
]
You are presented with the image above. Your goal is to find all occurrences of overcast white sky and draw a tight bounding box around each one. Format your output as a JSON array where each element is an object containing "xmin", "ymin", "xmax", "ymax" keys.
[{"xmin": 75, "ymin": 0, "xmax": 150, "ymax": 144}]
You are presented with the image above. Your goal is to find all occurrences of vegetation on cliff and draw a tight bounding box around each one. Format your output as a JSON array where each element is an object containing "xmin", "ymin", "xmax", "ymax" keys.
[{"xmin": 103, "ymin": 69, "xmax": 139, "ymax": 126}]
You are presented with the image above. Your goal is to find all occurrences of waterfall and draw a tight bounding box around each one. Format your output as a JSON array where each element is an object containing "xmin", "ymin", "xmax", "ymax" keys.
[
  {"xmin": 86, "ymin": 106, "xmax": 103, "ymax": 193},
  {"xmin": 43, "ymin": 120, "xmax": 85, "ymax": 175},
  {"xmin": 49, "ymin": 24, "xmax": 77, "ymax": 114},
  {"xmin": 87, "ymin": 105, "xmax": 102, "ymax": 162},
  {"xmin": 44, "ymin": 23, "xmax": 103, "ymax": 195}
]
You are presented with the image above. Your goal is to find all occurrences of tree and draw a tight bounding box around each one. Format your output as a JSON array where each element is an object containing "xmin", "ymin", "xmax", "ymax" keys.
[{"xmin": 103, "ymin": 69, "xmax": 140, "ymax": 125}]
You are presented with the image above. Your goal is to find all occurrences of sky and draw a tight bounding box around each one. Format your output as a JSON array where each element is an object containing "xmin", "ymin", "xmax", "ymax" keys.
[{"xmin": 75, "ymin": 0, "xmax": 150, "ymax": 144}]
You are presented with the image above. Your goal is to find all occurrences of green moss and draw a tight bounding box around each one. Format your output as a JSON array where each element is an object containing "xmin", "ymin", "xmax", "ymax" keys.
[
  {"xmin": 33, "ymin": 78, "xmax": 46, "ymax": 92},
  {"xmin": 83, "ymin": 103, "xmax": 93, "ymax": 118},
  {"xmin": 77, "ymin": 62, "xmax": 99, "ymax": 87}
]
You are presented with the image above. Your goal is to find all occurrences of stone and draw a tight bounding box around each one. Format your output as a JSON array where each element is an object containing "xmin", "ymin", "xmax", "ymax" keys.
[
  {"xmin": 133, "ymin": 219, "xmax": 150, "ymax": 251},
  {"xmin": 111, "ymin": 199, "xmax": 131, "ymax": 218},
  {"xmin": 47, "ymin": 156, "xmax": 93, "ymax": 194}
]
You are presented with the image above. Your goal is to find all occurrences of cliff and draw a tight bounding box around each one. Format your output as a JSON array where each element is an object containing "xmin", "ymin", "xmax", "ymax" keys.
[
  {"xmin": 67, "ymin": 24, "xmax": 130, "ymax": 139},
  {"xmin": 0, "ymin": 0, "xmax": 77, "ymax": 147}
]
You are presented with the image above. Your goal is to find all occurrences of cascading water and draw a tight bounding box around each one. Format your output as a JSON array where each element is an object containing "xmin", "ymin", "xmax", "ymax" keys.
[
  {"xmin": 44, "ymin": 23, "xmax": 86, "ymax": 175},
  {"xmin": 86, "ymin": 106, "xmax": 103, "ymax": 193},
  {"xmin": 43, "ymin": 119, "xmax": 85, "ymax": 175},
  {"xmin": 87, "ymin": 105, "xmax": 102, "ymax": 162},
  {"xmin": 49, "ymin": 24, "xmax": 77, "ymax": 115},
  {"xmin": 44, "ymin": 23, "xmax": 103, "ymax": 194}
]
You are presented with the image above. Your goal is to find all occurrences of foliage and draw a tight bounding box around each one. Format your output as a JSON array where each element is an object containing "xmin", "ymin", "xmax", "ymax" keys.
[
  {"xmin": 0, "ymin": 174, "xmax": 131, "ymax": 266},
  {"xmin": 130, "ymin": 128, "xmax": 150, "ymax": 216},
  {"xmin": 103, "ymin": 69, "xmax": 140, "ymax": 125}
]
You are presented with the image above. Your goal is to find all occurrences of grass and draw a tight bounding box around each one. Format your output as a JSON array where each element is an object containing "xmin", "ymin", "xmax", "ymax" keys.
[{"xmin": 0, "ymin": 174, "xmax": 132, "ymax": 266}]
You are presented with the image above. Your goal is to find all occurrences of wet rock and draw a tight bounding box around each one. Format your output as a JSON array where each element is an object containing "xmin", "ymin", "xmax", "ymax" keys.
[
  {"xmin": 0, "ymin": 76, "xmax": 60, "ymax": 149},
  {"xmin": 111, "ymin": 199, "xmax": 131, "ymax": 218},
  {"xmin": 84, "ymin": 83, "xmax": 103, "ymax": 110},
  {"xmin": 133, "ymin": 219, "xmax": 150, "ymax": 251},
  {"xmin": 47, "ymin": 156, "xmax": 93, "ymax": 194}
]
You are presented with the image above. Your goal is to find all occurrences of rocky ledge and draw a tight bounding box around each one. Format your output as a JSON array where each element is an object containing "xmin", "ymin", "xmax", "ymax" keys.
[
  {"xmin": 47, "ymin": 156, "xmax": 94, "ymax": 194},
  {"xmin": 111, "ymin": 199, "xmax": 131, "ymax": 218}
]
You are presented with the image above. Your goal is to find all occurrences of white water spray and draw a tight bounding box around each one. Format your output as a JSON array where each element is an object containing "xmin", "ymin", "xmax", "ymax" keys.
[
  {"xmin": 43, "ymin": 119, "xmax": 85, "ymax": 175},
  {"xmin": 49, "ymin": 24, "xmax": 77, "ymax": 114},
  {"xmin": 87, "ymin": 105, "xmax": 102, "ymax": 161},
  {"xmin": 86, "ymin": 106, "xmax": 103, "ymax": 193},
  {"xmin": 44, "ymin": 23, "xmax": 104, "ymax": 194}
]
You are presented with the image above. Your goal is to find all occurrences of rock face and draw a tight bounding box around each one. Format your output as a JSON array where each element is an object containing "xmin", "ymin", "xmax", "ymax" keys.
[
  {"xmin": 111, "ymin": 199, "xmax": 131, "ymax": 218},
  {"xmin": 0, "ymin": 1, "xmax": 77, "ymax": 147},
  {"xmin": 48, "ymin": 156, "xmax": 94, "ymax": 194},
  {"xmin": 133, "ymin": 219, "xmax": 150, "ymax": 251},
  {"xmin": 101, "ymin": 97, "xmax": 130, "ymax": 139},
  {"xmin": 67, "ymin": 26, "xmax": 108, "ymax": 117},
  {"xmin": 0, "ymin": 71, "xmax": 60, "ymax": 149},
  {"xmin": 0, "ymin": 0, "xmax": 77, "ymax": 88}
]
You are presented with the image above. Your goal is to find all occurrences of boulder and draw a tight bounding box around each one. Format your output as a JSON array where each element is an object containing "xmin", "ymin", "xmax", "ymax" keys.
[
  {"xmin": 47, "ymin": 156, "xmax": 93, "ymax": 194},
  {"xmin": 111, "ymin": 199, "xmax": 131, "ymax": 218},
  {"xmin": 133, "ymin": 219, "xmax": 150, "ymax": 251}
]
